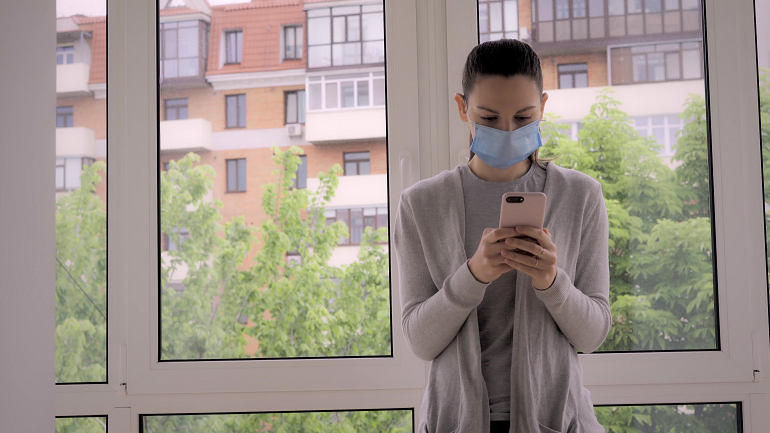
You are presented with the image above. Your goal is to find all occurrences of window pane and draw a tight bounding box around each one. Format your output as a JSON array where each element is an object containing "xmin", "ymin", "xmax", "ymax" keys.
[
  {"xmin": 595, "ymin": 403, "xmax": 740, "ymax": 431},
  {"xmin": 227, "ymin": 160, "xmax": 237, "ymax": 191},
  {"xmin": 589, "ymin": 0, "xmax": 604, "ymax": 16},
  {"xmin": 164, "ymin": 59, "xmax": 178, "ymax": 78},
  {"xmin": 56, "ymin": 416, "xmax": 108, "ymax": 432},
  {"xmin": 178, "ymin": 27, "xmax": 198, "ymax": 57},
  {"xmin": 573, "ymin": 0, "xmax": 586, "ymax": 18},
  {"xmin": 310, "ymin": 83, "xmax": 322, "ymax": 109},
  {"xmin": 160, "ymin": 0, "xmax": 391, "ymax": 361},
  {"xmin": 56, "ymin": 0, "xmax": 107, "ymax": 384},
  {"xmin": 682, "ymin": 49, "xmax": 700, "ymax": 79},
  {"xmin": 665, "ymin": 0, "xmax": 678, "ymax": 9},
  {"xmin": 479, "ymin": 3, "xmax": 489, "ymax": 32},
  {"xmin": 308, "ymin": 17, "xmax": 331, "ymax": 45},
  {"xmin": 504, "ymin": 1, "xmax": 519, "ymax": 30},
  {"xmin": 326, "ymin": 82, "xmax": 338, "ymax": 108},
  {"xmin": 308, "ymin": 45, "xmax": 332, "ymax": 68},
  {"xmin": 682, "ymin": 0, "xmax": 698, "ymax": 9},
  {"xmin": 178, "ymin": 58, "xmax": 197, "ymax": 77},
  {"xmin": 237, "ymin": 159, "xmax": 247, "ymax": 192},
  {"xmin": 357, "ymin": 80, "xmax": 369, "ymax": 106},
  {"xmin": 478, "ymin": 0, "xmax": 715, "ymax": 353},
  {"xmin": 490, "ymin": 2, "xmax": 503, "ymax": 31},
  {"xmin": 226, "ymin": 95, "xmax": 237, "ymax": 127},
  {"xmin": 345, "ymin": 161, "xmax": 358, "ymax": 175},
  {"xmin": 238, "ymin": 94, "xmax": 246, "ymax": 126},
  {"xmin": 363, "ymin": 40, "xmax": 385, "ymax": 63},
  {"xmin": 350, "ymin": 208, "xmax": 364, "ymax": 244},
  {"xmin": 666, "ymin": 51, "xmax": 681, "ymax": 79},
  {"xmin": 362, "ymin": 12, "xmax": 384, "ymax": 40},
  {"xmin": 374, "ymin": 78, "xmax": 386, "ymax": 105},
  {"xmin": 143, "ymin": 411, "xmax": 412, "ymax": 431},
  {"xmin": 286, "ymin": 92, "xmax": 298, "ymax": 123},
  {"xmin": 538, "ymin": 0, "xmax": 553, "ymax": 21},
  {"xmin": 556, "ymin": 0, "xmax": 569, "ymax": 19},
  {"xmin": 347, "ymin": 15, "xmax": 360, "ymax": 41},
  {"xmin": 609, "ymin": 0, "xmax": 624, "ymax": 15},
  {"xmin": 164, "ymin": 28, "xmax": 177, "ymax": 58},
  {"xmin": 236, "ymin": 31, "xmax": 243, "ymax": 62},
  {"xmin": 333, "ymin": 16, "xmax": 345, "ymax": 43}
]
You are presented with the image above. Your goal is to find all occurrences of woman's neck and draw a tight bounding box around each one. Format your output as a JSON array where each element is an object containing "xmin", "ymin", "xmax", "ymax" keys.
[{"xmin": 468, "ymin": 156, "xmax": 532, "ymax": 183}]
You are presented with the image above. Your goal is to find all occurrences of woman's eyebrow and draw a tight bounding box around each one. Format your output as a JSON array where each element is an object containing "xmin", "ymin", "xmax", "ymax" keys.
[{"xmin": 476, "ymin": 105, "xmax": 536, "ymax": 114}]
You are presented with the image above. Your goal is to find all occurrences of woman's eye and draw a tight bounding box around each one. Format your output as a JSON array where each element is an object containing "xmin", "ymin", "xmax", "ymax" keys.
[
  {"xmin": 516, "ymin": 117, "xmax": 531, "ymax": 122},
  {"xmin": 481, "ymin": 117, "xmax": 497, "ymax": 121}
]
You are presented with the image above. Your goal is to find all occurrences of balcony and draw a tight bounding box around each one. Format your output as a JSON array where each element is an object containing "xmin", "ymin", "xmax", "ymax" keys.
[
  {"xmin": 306, "ymin": 173, "xmax": 388, "ymax": 209},
  {"xmin": 160, "ymin": 118, "xmax": 213, "ymax": 153},
  {"xmin": 544, "ymin": 80, "xmax": 705, "ymax": 120},
  {"xmin": 56, "ymin": 127, "xmax": 97, "ymax": 158},
  {"xmin": 56, "ymin": 63, "xmax": 91, "ymax": 96},
  {"xmin": 304, "ymin": 107, "xmax": 387, "ymax": 143}
]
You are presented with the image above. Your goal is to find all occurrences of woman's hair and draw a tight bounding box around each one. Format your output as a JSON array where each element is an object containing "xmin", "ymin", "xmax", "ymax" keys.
[{"xmin": 462, "ymin": 39, "xmax": 551, "ymax": 169}]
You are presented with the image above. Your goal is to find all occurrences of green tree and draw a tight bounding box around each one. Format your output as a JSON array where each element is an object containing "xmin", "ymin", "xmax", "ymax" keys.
[
  {"xmin": 56, "ymin": 417, "xmax": 107, "ymax": 433},
  {"xmin": 55, "ymin": 161, "xmax": 107, "ymax": 383}
]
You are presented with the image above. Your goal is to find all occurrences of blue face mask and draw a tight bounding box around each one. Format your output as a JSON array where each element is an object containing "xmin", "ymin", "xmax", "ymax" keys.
[{"xmin": 469, "ymin": 118, "xmax": 542, "ymax": 170}]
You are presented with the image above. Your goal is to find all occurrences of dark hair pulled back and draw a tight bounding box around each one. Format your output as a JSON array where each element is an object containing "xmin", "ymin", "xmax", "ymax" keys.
[{"xmin": 462, "ymin": 39, "xmax": 551, "ymax": 169}]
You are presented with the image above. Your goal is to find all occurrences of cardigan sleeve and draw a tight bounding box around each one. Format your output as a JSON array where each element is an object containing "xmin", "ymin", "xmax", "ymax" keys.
[
  {"xmin": 393, "ymin": 192, "xmax": 490, "ymax": 361},
  {"xmin": 534, "ymin": 182, "xmax": 613, "ymax": 353}
]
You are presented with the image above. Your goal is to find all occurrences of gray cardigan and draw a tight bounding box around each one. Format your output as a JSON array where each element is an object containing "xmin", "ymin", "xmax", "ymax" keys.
[{"xmin": 393, "ymin": 162, "xmax": 611, "ymax": 433}]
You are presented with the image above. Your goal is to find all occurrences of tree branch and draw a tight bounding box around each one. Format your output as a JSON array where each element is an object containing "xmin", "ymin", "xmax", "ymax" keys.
[
  {"xmin": 207, "ymin": 245, "xmax": 242, "ymax": 326},
  {"xmin": 56, "ymin": 256, "xmax": 106, "ymax": 321}
]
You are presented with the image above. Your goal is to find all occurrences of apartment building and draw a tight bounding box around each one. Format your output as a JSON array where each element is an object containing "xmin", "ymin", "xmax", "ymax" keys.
[
  {"xmin": 156, "ymin": 0, "xmax": 388, "ymax": 295},
  {"xmin": 55, "ymin": 15, "xmax": 107, "ymax": 202},
  {"xmin": 479, "ymin": 0, "xmax": 707, "ymax": 167}
]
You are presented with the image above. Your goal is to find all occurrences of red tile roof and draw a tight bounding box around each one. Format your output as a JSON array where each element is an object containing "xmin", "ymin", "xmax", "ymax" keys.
[
  {"xmin": 159, "ymin": 6, "xmax": 204, "ymax": 16},
  {"xmin": 87, "ymin": 19, "xmax": 107, "ymax": 84},
  {"xmin": 207, "ymin": 1, "xmax": 306, "ymax": 75}
]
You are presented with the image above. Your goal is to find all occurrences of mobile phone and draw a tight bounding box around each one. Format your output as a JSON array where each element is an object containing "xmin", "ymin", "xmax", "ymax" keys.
[{"xmin": 498, "ymin": 192, "xmax": 547, "ymax": 256}]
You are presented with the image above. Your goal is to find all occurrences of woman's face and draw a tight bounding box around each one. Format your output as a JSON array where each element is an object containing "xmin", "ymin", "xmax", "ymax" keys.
[{"xmin": 454, "ymin": 74, "xmax": 548, "ymax": 137}]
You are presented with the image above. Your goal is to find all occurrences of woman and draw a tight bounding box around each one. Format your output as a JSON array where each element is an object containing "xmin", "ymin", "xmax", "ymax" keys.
[{"xmin": 393, "ymin": 39, "xmax": 611, "ymax": 433}]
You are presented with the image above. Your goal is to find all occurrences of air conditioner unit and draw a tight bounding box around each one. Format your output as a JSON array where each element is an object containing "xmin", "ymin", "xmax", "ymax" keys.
[{"xmin": 286, "ymin": 123, "xmax": 303, "ymax": 137}]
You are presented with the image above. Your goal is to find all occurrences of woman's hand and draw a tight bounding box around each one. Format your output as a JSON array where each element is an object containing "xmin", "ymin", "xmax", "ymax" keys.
[
  {"xmin": 467, "ymin": 227, "xmax": 521, "ymax": 284},
  {"xmin": 501, "ymin": 226, "xmax": 557, "ymax": 291}
]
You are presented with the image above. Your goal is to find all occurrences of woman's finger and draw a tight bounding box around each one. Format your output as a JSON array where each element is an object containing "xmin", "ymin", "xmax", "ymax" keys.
[{"xmin": 515, "ymin": 226, "xmax": 555, "ymax": 250}]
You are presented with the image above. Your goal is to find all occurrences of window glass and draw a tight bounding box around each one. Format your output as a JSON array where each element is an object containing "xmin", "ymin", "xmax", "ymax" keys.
[
  {"xmin": 491, "ymin": 2, "xmax": 504, "ymax": 31},
  {"xmin": 504, "ymin": 1, "xmax": 519, "ymax": 28},
  {"xmin": 595, "ymin": 403, "xmax": 740, "ymax": 431},
  {"xmin": 358, "ymin": 80, "xmax": 369, "ymax": 106},
  {"xmin": 478, "ymin": 0, "xmax": 715, "ymax": 352},
  {"xmin": 55, "ymin": 0, "xmax": 107, "ymax": 384},
  {"xmin": 159, "ymin": 0, "xmax": 390, "ymax": 361},
  {"xmin": 142, "ymin": 411, "xmax": 412, "ymax": 431},
  {"xmin": 56, "ymin": 416, "xmax": 108, "ymax": 433}
]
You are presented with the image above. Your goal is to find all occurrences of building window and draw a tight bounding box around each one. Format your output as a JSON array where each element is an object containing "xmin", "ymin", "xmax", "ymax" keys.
[
  {"xmin": 160, "ymin": 21, "xmax": 201, "ymax": 80},
  {"xmin": 344, "ymin": 152, "xmax": 370, "ymax": 176},
  {"xmin": 57, "ymin": 46, "xmax": 75, "ymax": 65},
  {"xmin": 226, "ymin": 158, "xmax": 247, "ymax": 192},
  {"xmin": 225, "ymin": 30, "xmax": 243, "ymax": 64},
  {"xmin": 284, "ymin": 26, "xmax": 303, "ymax": 60},
  {"xmin": 532, "ymin": 0, "xmax": 700, "ymax": 42},
  {"xmin": 306, "ymin": 5, "xmax": 384, "ymax": 68},
  {"xmin": 307, "ymin": 72, "xmax": 385, "ymax": 111},
  {"xmin": 285, "ymin": 90, "xmax": 306, "ymax": 124},
  {"xmin": 633, "ymin": 114, "xmax": 684, "ymax": 156},
  {"xmin": 163, "ymin": 162, "xmax": 170, "ymax": 172},
  {"xmin": 56, "ymin": 157, "xmax": 95, "ymax": 191},
  {"xmin": 225, "ymin": 94, "xmax": 246, "ymax": 128},
  {"xmin": 325, "ymin": 206, "xmax": 388, "ymax": 245},
  {"xmin": 558, "ymin": 63, "xmax": 589, "ymax": 88},
  {"xmin": 286, "ymin": 251, "xmax": 302, "ymax": 265},
  {"xmin": 164, "ymin": 98, "xmax": 188, "ymax": 120},
  {"xmin": 56, "ymin": 106, "xmax": 74, "ymax": 128},
  {"xmin": 290, "ymin": 155, "xmax": 308, "ymax": 189},
  {"xmin": 164, "ymin": 227, "xmax": 190, "ymax": 251},
  {"xmin": 478, "ymin": 0, "xmax": 519, "ymax": 42},
  {"xmin": 610, "ymin": 41, "xmax": 702, "ymax": 85}
]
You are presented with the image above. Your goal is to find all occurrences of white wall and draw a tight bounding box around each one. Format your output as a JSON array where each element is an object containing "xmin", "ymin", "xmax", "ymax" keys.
[{"xmin": 0, "ymin": 0, "xmax": 55, "ymax": 431}]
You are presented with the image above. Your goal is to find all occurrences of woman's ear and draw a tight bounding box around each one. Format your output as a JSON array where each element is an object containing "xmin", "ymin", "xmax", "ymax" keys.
[
  {"xmin": 540, "ymin": 92, "xmax": 549, "ymax": 119},
  {"xmin": 454, "ymin": 93, "xmax": 469, "ymax": 122}
]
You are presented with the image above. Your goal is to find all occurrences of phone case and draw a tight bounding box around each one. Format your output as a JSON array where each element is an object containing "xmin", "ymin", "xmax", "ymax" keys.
[{"xmin": 498, "ymin": 192, "xmax": 547, "ymax": 230}]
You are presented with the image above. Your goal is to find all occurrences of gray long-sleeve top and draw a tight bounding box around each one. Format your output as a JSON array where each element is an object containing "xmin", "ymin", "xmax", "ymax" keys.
[{"xmin": 393, "ymin": 161, "xmax": 611, "ymax": 433}]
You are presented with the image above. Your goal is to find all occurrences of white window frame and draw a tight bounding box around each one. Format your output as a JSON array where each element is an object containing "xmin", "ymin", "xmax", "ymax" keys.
[
  {"xmin": 633, "ymin": 114, "xmax": 685, "ymax": 156},
  {"xmin": 40, "ymin": 0, "xmax": 770, "ymax": 430}
]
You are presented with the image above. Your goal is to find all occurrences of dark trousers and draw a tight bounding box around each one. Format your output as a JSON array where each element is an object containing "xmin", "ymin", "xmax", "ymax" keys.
[{"xmin": 490, "ymin": 420, "xmax": 510, "ymax": 433}]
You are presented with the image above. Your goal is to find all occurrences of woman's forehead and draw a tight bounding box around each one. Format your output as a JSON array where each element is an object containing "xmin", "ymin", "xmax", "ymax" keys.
[{"xmin": 470, "ymin": 75, "xmax": 541, "ymax": 110}]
